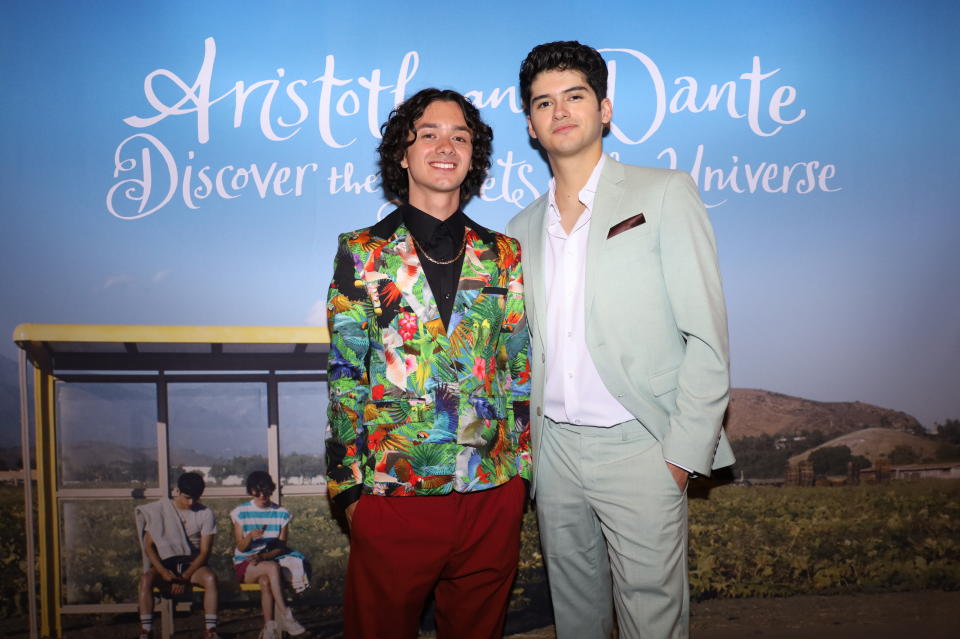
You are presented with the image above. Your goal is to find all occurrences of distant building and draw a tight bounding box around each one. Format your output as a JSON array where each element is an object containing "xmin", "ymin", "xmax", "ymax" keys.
[
  {"xmin": 785, "ymin": 461, "xmax": 815, "ymax": 487},
  {"xmin": 888, "ymin": 461, "xmax": 960, "ymax": 481},
  {"xmin": 284, "ymin": 475, "xmax": 327, "ymax": 485},
  {"xmin": 221, "ymin": 474, "xmax": 244, "ymax": 486}
]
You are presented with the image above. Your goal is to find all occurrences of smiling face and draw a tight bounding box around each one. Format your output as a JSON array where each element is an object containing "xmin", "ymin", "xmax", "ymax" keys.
[
  {"xmin": 526, "ymin": 68, "xmax": 612, "ymax": 162},
  {"xmin": 401, "ymin": 99, "xmax": 473, "ymax": 212}
]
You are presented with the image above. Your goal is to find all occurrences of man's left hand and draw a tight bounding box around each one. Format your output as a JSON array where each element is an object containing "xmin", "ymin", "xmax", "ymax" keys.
[{"xmin": 665, "ymin": 462, "xmax": 689, "ymax": 492}]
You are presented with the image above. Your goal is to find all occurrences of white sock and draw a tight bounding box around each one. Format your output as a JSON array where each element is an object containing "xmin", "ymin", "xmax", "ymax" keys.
[
  {"xmin": 140, "ymin": 614, "xmax": 153, "ymax": 631},
  {"xmin": 204, "ymin": 613, "xmax": 217, "ymax": 630}
]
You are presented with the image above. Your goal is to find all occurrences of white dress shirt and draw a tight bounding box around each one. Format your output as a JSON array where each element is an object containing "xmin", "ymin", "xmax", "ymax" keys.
[{"xmin": 543, "ymin": 155, "xmax": 635, "ymax": 427}]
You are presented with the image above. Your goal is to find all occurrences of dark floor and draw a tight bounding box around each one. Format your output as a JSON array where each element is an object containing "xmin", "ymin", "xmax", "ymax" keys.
[{"xmin": 2, "ymin": 590, "xmax": 958, "ymax": 638}]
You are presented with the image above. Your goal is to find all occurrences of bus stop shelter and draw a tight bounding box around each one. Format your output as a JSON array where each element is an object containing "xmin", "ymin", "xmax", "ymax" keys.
[{"xmin": 14, "ymin": 324, "xmax": 330, "ymax": 639}]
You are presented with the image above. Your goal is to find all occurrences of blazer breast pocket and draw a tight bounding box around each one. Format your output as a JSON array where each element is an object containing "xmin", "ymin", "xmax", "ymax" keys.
[
  {"xmin": 607, "ymin": 212, "xmax": 646, "ymax": 239},
  {"xmin": 605, "ymin": 223, "xmax": 657, "ymax": 263},
  {"xmin": 477, "ymin": 286, "xmax": 509, "ymax": 316},
  {"xmin": 607, "ymin": 221, "xmax": 652, "ymax": 242},
  {"xmin": 606, "ymin": 224, "xmax": 653, "ymax": 249},
  {"xmin": 480, "ymin": 286, "xmax": 508, "ymax": 295}
]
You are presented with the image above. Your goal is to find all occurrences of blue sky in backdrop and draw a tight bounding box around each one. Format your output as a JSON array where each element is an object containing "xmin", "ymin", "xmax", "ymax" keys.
[{"xmin": 1, "ymin": 0, "xmax": 957, "ymax": 428}]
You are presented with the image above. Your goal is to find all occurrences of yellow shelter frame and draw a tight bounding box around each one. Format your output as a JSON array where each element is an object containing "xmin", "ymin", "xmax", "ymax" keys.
[{"xmin": 13, "ymin": 324, "xmax": 330, "ymax": 639}]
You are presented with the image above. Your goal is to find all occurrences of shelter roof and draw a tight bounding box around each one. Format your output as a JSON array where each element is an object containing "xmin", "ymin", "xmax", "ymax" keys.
[{"xmin": 13, "ymin": 324, "xmax": 330, "ymax": 372}]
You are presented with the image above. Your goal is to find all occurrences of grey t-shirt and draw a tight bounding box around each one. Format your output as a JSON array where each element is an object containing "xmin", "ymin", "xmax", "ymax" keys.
[{"xmin": 175, "ymin": 504, "xmax": 217, "ymax": 552}]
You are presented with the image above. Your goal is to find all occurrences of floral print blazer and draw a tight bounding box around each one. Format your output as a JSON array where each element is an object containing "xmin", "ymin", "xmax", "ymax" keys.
[{"xmin": 325, "ymin": 209, "xmax": 531, "ymax": 508}]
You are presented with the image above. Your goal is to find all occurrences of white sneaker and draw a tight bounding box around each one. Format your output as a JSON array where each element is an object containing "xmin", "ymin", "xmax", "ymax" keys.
[
  {"xmin": 280, "ymin": 607, "xmax": 307, "ymax": 636},
  {"xmin": 258, "ymin": 621, "xmax": 281, "ymax": 639}
]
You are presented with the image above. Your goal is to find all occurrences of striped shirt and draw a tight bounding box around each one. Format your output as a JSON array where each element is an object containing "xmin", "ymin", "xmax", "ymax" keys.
[{"xmin": 229, "ymin": 500, "xmax": 292, "ymax": 565}]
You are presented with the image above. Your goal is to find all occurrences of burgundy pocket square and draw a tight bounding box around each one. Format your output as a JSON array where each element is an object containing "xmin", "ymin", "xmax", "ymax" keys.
[{"xmin": 607, "ymin": 213, "xmax": 646, "ymax": 239}]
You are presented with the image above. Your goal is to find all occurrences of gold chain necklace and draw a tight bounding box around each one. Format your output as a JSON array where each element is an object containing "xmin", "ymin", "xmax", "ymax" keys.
[{"xmin": 411, "ymin": 233, "xmax": 467, "ymax": 265}]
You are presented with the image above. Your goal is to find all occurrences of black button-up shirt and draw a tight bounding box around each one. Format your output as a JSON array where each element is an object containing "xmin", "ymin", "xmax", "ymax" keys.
[{"xmin": 401, "ymin": 203, "xmax": 466, "ymax": 329}]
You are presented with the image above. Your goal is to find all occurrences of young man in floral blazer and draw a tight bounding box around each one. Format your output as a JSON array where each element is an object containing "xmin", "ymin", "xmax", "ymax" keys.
[{"xmin": 325, "ymin": 88, "xmax": 531, "ymax": 639}]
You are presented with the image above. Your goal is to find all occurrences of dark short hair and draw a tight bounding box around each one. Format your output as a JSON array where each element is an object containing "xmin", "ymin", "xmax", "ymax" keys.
[
  {"xmin": 377, "ymin": 88, "xmax": 493, "ymax": 203},
  {"xmin": 177, "ymin": 472, "xmax": 205, "ymax": 499},
  {"xmin": 519, "ymin": 41, "xmax": 608, "ymax": 114},
  {"xmin": 246, "ymin": 470, "xmax": 276, "ymax": 496}
]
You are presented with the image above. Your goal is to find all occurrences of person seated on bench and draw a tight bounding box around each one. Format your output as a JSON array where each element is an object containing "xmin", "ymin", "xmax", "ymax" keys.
[
  {"xmin": 136, "ymin": 471, "xmax": 221, "ymax": 639},
  {"xmin": 230, "ymin": 471, "xmax": 307, "ymax": 638}
]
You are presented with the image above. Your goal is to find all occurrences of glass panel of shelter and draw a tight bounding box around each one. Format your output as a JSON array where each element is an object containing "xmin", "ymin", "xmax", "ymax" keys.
[
  {"xmin": 167, "ymin": 381, "xmax": 270, "ymax": 491},
  {"xmin": 56, "ymin": 382, "xmax": 158, "ymax": 490},
  {"xmin": 278, "ymin": 381, "xmax": 328, "ymax": 492}
]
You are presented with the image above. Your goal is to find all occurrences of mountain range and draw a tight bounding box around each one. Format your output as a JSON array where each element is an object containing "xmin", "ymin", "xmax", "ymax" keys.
[{"xmin": 723, "ymin": 388, "xmax": 924, "ymax": 440}]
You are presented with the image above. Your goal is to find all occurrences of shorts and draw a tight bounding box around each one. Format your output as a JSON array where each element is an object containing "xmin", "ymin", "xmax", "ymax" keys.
[{"xmin": 234, "ymin": 559, "xmax": 252, "ymax": 582}]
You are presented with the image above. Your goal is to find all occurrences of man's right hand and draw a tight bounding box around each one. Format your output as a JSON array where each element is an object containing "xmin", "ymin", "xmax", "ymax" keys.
[{"xmin": 161, "ymin": 570, "xmax": 186, "ymax": 595}]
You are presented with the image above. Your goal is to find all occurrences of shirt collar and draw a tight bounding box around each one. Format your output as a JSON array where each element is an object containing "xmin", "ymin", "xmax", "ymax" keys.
[
  {"xmin": 546, "ymin": 154, "xmax": 607, "ymax": 234},
  {"xmin": 400, "ymin": 202, "xmax": 465, "ymax": 246}
]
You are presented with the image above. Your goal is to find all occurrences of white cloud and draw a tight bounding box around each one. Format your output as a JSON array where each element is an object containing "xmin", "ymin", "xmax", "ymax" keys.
[
  {"xmin": 152, "ymin": 269, "xmax": 172, "ymax": 282},
  {"xmin": 102, "ymin": 275, "xmax": 135, "ymax": 290},
  {"xmin": 306, "ymin": 299, "xmax": 327, "ymax": 326}
]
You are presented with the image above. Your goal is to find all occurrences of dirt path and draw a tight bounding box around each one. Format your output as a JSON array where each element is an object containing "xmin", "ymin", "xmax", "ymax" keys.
[
  {"xmin": 506, "ymin": 591, "xmax": 960, "ymax": 639},
  {"xmin": 2, "ymin": 591, "xmax": 957, "ymax": 638}
]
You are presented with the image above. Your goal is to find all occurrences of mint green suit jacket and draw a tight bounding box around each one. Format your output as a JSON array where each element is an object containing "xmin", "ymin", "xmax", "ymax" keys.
[{"xmin": 506, "ymin": 157, "xmax": 735, "ymax": 495}]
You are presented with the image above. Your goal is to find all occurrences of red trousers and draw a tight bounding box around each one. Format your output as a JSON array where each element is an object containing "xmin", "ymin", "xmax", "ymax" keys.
[{"xmin": 343, "ymin": 476, "xmax": 525, "ymax": 639}]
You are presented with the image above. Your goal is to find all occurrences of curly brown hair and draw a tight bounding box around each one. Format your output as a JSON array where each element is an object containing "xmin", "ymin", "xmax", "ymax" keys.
[{"xmin": 377, "ymin": 88, "xmax": 493, "ymax": 203}]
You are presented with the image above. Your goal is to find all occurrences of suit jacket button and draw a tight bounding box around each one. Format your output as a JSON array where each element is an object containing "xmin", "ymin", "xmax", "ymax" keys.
[
  {"xmin": 536, "ymin": 407, "xmax": 542, "ymax": 416},
  {"xmin": 541, "ymin": 354, "xmax": 545, "ymax": 363}
]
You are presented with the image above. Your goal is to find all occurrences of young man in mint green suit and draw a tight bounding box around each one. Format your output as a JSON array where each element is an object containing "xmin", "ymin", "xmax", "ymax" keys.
[{"xmin": 506, "ymin": 41, "xmax": 735, "ymax": 639}]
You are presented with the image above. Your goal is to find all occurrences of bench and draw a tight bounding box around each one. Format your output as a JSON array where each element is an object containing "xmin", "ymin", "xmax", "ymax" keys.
[{"xmin": 153, "ymin": 582, "xmax": 283, "ymax": 639}]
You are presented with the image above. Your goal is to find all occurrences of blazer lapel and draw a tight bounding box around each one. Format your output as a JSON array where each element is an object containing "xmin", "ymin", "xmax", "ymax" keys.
[
  {"xmin": 522, "ymin": 198, "xmax": 549, "ymax": 353},
  {"xmin": 448, "ymin": 226, "xmax": 497, "ymax": 336},
  {"xmin": 394, "ymin": 228, "xmax": 443, "ymax": 329},
  {"xmin": 585, "ymin": 158, "xmax": 626, "ymax": 311},
  {"xmin": 368, "ymin": 211, "xmax": 442, "ymax": 329}
]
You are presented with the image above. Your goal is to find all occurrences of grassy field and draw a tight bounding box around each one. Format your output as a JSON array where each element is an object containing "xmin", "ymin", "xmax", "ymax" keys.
[
  {"xmin": 2, "ymin": 480, "xmax": 959, "ymax": 620},
  {"xmin": 686, "ymin": 480, "xmax": 960, "ymax": 597}
]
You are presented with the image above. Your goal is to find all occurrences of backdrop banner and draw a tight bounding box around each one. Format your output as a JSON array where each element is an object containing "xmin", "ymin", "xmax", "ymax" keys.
[{"xmin": 1, "ymin": 0, "xmax": 957, "ymax": 434}]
